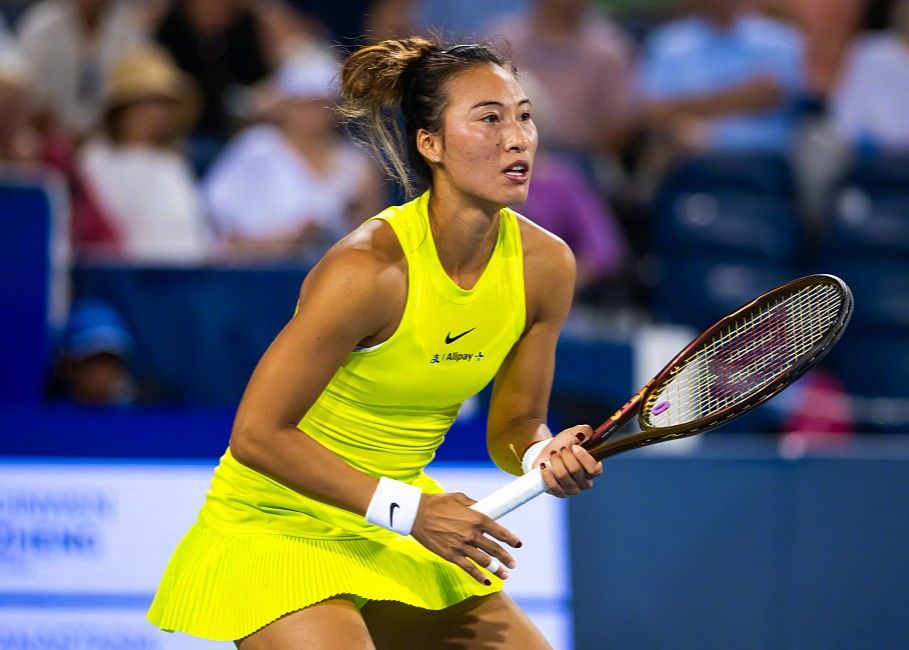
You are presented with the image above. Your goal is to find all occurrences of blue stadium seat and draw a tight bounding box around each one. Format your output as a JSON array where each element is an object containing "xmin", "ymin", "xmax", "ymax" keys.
[
  {"xmin": 843, "ymin": 153, "xmax": 909, "ymax": 195},
  {"xmin": 823, "ymin": 154, "xmax": 909, "ymax": 257},
  {"xmin": 829, "ymin": 329, "xmax": 909, "ymax": 402},
  {"xmin": 820, "ymin": 257, "xmax": 909, "ymax": 331},
  {"xmin": 655, "ymin": 192, "xmax": 800, "ymax": 262},
  {"xmin": 653, "ymin": 258, "xmax": 793, "ymax": 331},
  {"xmin": 657, "ymin": 153, "xmax": 796, "ymax": 197},
  {"xmin": 651, "ymin": 153, "xmax": 801, "ymax": 265}
]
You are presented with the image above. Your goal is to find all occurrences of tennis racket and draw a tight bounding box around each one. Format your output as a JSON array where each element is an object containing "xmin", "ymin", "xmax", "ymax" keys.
[{"xmin": 472, "ymin": 273, "xmax": 853, "ymax": 520}]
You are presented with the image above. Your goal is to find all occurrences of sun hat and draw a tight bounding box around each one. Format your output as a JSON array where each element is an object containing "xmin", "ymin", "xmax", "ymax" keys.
[{"xmin": 104, "ymin": 47, "xmax": 199, "ymax": 132}]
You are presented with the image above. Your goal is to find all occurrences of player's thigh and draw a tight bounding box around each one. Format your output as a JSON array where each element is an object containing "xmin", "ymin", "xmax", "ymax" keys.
[
  {"xmin": 235, "ymin": 595, "xmax": 375, "ymax": 650},
  {"xmin": 362, "ymin": 591, "xmax": 551, "ymax": 649}
]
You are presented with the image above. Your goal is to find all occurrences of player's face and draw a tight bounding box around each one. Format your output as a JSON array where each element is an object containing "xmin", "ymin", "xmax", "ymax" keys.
[{"xmin": 426, "ymin": 64, "xmax": 538, "ymax": 209}]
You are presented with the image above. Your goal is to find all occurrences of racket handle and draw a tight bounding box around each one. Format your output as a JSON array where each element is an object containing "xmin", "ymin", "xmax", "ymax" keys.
[{"xmin": 470, "ymin": 468, "xmax": 547, "ymax": 520}]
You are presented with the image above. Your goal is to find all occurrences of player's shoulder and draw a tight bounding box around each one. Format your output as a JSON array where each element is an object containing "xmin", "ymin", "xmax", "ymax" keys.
[
  {"xmin": 513, "ymin": 211, "xmax": 576, "ymax": 279},
  {"xmin": 310, "ymin": 212, "xmax": 405, "ymax": 291}
]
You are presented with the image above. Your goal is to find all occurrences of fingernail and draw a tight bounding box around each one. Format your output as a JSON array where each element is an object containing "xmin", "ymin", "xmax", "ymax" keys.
[
  {"xmin": 515, "ymin": 541, "xmax": 523, "ymax": 548},
  {"xmin": 507, "ymin": 560, "xmax": 517, "ymax": 569},
  {"xmin": 576, "ymin": 432, "xmax": 585, "ymax": 441},
  {"xmin": 501, "ymin": 570, "xmax": 509, "ymax": 579},
  {"xmin": 550, "ymin": 450, "xmax": 557, "ymax": 455},
  {"xmin": 484, "ymin": 579, "xmax": 492, "ymax": 586},
  {"xmin": 540, "ymin": 462, "xmax": 546, "ymax": 469}
]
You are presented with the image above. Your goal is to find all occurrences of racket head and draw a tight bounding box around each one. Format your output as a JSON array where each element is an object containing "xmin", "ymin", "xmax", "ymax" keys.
[
  {"xmin": 640, "ymin": 274, "xmax": 853, "ymax": 436},
  {"xmin": 586, "ymin": 274, "xmax": 853, "ymax": 458}
]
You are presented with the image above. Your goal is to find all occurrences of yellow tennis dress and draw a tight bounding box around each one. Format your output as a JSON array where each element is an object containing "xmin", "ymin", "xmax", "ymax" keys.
[{"xmin": 147, "ymin": 191, "xmax": 527, "ymax": 640}]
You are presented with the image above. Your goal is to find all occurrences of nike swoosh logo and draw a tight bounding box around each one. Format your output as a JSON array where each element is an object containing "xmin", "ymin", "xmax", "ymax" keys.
[
  {"xmin": 389, "ymin": 502, "xmax": 400, "ymax": 527},
  {"xmin": 445, "ymin": 328, "xmax": 476, "ymax": 344}
]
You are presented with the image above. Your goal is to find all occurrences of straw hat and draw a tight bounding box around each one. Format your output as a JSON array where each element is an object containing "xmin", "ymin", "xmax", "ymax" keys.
[{"xmin": 104, "ymin": 47, "xmax": 199, "ymax": 136}]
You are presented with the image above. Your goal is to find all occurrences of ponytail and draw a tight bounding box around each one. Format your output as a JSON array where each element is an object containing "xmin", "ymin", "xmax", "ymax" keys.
[{"xmin": 340, "ymin": 36, "xmax": 512, "ymax": 197}]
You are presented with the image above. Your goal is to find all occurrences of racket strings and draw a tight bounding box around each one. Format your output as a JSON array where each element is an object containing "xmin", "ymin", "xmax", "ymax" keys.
[{"xmin": 646, "ymin": 283, "xmax": 843, "ymax": 426}]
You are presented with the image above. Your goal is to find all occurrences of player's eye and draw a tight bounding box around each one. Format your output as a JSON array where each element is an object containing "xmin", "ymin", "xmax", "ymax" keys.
[
  {"xmin": 481, "ymin": 114, "xmax": 500, "ymax": 123},
  {"xmin": 520, "ymin": 111, "xmax": 533, "ymax": 121}
]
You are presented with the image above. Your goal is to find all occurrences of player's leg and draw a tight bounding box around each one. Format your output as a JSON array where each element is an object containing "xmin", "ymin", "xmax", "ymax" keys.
[
  {"xmin": 362, "ymin": 591, "xmax": 551, "ymax": 649},
  {"xmin": 235, "ymin": 595, "xmax": 375, "ymax": 650}
]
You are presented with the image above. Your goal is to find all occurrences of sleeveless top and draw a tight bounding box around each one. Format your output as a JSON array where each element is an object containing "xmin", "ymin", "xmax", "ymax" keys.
[{"xmin": 200, "ymin": 191, "xmax": 526, "ymax": 538}]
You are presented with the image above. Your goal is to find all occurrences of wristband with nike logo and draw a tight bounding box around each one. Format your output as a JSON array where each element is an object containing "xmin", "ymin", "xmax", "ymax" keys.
[{"xmin": 365, "ymin": 476, "xmax": 423, "ymax": 535}]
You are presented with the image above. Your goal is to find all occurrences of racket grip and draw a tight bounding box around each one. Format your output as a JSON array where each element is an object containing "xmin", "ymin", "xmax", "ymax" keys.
[{"xmin": 470, "ymin": 468, "xmax": 547, "ymax": 520}]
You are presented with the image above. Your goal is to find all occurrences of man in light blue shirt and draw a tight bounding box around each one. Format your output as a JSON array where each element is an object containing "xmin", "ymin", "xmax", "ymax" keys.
[{"xmin": 637, "ymin": 0, "xmax": 805, "ymax": 153}]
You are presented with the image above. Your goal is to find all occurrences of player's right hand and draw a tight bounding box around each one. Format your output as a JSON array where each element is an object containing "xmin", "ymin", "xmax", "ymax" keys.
[{"xmin": 410, "ymin": 492, "xmax": 522, "ymax": 584}]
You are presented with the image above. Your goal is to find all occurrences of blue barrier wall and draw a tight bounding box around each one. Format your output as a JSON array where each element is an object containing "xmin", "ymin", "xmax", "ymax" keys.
[
  {"xmin": 0, "ymin": 175, "xmax": 56, "ymax": 406},
  {"xmin": 568, "ymin": 440, "xmax": 909, "ymax": 650},
  {"xmin": 73, "ymin": 266, "xmax": 636, "ymax": 410}
]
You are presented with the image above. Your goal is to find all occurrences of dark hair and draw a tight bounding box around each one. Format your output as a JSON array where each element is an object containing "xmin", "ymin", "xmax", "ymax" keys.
[{"xmin": 340, "ymin": 36, "xmax": 514, "ymax": 197}]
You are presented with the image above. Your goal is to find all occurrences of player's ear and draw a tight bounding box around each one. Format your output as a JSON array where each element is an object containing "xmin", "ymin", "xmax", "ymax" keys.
[{"xmin": 416, "ymin": 128, "xmax": 442, "ymax": 166}]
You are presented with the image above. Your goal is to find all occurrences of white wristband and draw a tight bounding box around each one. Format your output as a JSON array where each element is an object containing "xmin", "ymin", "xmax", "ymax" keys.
[
  {"xmin": 521, "ymin": 439, "xmax": 551, "ymax": 474},
  {"xmin": 365, "ymin": 476, "xmax": 423, "ymax": 535}
]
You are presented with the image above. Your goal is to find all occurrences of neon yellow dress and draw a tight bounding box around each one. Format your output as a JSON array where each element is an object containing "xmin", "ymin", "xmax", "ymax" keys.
[{"xmin": 147, "ymin": 192, "xmax": 527, "ymax": 640}]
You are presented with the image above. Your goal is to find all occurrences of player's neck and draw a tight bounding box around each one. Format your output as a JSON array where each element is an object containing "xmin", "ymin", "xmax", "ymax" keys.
[{"xmin": 427, "ymin": 185, "xmax": 501, "ymax": 282}]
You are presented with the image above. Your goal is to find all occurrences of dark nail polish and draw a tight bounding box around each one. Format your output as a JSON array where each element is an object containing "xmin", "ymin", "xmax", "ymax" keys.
[
  {"xmin": 540, "ymin": 462, "xmax": 547, "ymax": 469},
  {"xmin": 550, "ymin": 450, "xmax": 557, "ymax": 455},
  {"xmin": 576, "ymin": 432, "xmax": 585, "ymax": 441},
  {"xmin": 516, "ymin": 541, "xmax": 523, "ymax": 548},
  {"xmin": 484, "ymin": 579, "xmax": 492, "ymax": 586}
]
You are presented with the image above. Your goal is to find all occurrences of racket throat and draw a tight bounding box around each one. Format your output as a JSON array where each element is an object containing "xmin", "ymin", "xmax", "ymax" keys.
[{"xmin": 591, "ymin": 388, "xmax": 647, "ymax": 443}]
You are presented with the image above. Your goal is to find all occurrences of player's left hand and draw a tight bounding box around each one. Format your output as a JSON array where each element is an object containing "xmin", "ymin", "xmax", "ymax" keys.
[{"xmin": 529, "ymin": 425, "xmax": 603, "ymax": 497}]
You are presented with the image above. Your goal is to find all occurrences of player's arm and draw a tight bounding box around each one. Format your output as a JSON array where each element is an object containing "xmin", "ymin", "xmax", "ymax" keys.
[
  {"xmin": 486, "ymin": 226, "xmax": 603, "ymax": 495},
  {"xmin": 228, "ymin": 231, "xmax": 397, "ymax": 516}
]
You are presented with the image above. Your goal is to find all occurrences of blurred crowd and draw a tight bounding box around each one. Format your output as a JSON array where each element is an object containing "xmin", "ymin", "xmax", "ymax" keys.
[
  {"xmin": 1, "ymin": 0, "xmax": 905, "ymax": 268},
  {"xmin": 3, "ymin": 0, "xmax": 907, "ymax": 431},
  {"xmin": 1, "ymin": 0, "xmax": 905, "ymax": 272}
]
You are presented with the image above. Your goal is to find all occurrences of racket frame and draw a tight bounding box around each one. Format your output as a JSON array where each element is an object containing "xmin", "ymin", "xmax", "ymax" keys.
[{"xmin": 584, "ymin": 274, "xmax": 854, "ymax": 460}]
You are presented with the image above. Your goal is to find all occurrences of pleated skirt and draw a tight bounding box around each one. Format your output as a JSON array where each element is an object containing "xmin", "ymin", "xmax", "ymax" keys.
[{"xmin": 146, "ymin": 451, "xmax": 503, "ymax": 641}]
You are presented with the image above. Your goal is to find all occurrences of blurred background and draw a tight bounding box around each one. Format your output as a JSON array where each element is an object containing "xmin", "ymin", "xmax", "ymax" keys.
[{"xmin": 1, "ymin": 0, "xmax": 908, "ymax": 648}]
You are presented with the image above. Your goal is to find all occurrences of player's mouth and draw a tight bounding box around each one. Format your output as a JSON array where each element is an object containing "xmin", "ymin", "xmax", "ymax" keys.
[{"xmin": 502, "ymin": 161, "xmax": 530, "ymax": 183}]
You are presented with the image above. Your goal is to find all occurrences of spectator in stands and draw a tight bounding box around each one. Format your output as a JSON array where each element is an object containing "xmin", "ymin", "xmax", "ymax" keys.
[
  {"xmin": 78, "ymin": 46, "xmax": 210, "ymax": 263},
  {"xmin": 0, "ymin": 48, "xmax": 41, "ymax": 164},
  {"xmin": 47, "ymin": 299, "xmax": 137, "ymax": 406},
  {"xmin": 17, "ymin": 0, "xmax": 146, "ymax": 137},
  {"xmin": 483, "ymin": 0, "xmax": 636, "ymax": 155},
  {"xmin": 203, "ymin": 51, "xmax": 384, "ymax": 261},
  {"xmin": 831, "ymin": 0, "xmax": 909, "ymax": 152},
  {"xmin": 283, "ymin": 0, "xmax": 374, "ymax": 51},
  {"xmin": 636, "ymin": 0, "xmax": 805, "ymax": 157},
  {"xmin": 154, "ymin": 0, "xmax": 271, "ymax": 141},
  {"xmin": 0, "ymin": 46, "xmax": 119, "ymax": 254},
  {"xmin": 522, "ymin": 155, "xmax": 628, "ymax": 298},
  {"xmin": 418, "ymin": 0, "xmax": 526, "ymax": 37},
  {"xmin": 756, "ymin": 0, "xmax": 863, "ymax": 100}
]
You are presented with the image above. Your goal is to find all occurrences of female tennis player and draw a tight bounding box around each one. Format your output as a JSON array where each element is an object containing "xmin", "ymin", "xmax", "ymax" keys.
[{"xmin": 147, "ymin": 36, "xmax": 603, "ymax": 648}]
